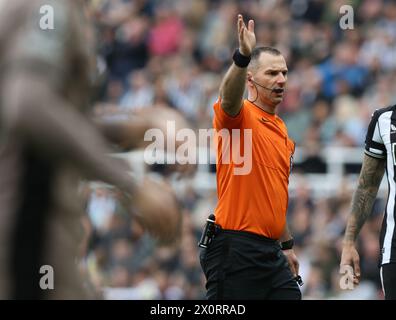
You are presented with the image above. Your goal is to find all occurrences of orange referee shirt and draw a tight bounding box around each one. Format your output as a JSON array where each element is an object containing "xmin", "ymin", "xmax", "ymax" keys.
[{"xmin": 213, "ymin": 98, "xmax": 295, "ymax": 239}]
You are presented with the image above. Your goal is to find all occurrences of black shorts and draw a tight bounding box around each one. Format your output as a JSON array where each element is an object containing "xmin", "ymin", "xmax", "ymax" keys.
[
  {"xmin": 199, "ymin": 229, "xmax": 301, "ymax": 300},
  {"xmin": 381, "ymin": 263, "xmax": 396, "ymax": 300}
]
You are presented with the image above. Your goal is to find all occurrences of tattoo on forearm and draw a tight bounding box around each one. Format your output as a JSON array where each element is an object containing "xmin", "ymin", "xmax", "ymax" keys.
[{"xmin": 345, "ymin": 156, "xmax": 385, "ymax": 242}]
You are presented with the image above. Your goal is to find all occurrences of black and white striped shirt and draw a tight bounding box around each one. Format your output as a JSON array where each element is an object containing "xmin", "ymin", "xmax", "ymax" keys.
[{"xmin": 365, "ymin": 105, "xmax": 396, "ymax": 266}]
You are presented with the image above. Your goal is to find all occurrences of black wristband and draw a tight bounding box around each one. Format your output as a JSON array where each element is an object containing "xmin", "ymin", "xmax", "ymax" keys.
[
  {"xmin": 232, "ymin": 48, "xmax": 251, "ymax": 68},
  {"xmin": 280, "ymin": 238, "xmax": 294, "ymax": 250}
]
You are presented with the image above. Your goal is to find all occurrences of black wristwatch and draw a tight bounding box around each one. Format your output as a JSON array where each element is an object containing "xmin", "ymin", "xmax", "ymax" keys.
[
  {"xmin": 280, "ymin": 238, "xmax": 294, "ymax": 250},
  {"xmin": 232, "ymin": 48, "xmax": 251, "ymax": 68}
]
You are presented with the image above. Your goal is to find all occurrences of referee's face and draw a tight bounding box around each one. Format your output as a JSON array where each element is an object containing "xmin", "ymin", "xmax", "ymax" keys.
[{"xmin": 250, "ymin": 53, "xmax": 288, "ymax": 110}]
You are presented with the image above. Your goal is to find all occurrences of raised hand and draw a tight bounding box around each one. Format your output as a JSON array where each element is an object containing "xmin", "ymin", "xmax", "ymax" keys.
[{"xmin": 237, "ymin": 14, "xmax": 256, "ymax": 57}]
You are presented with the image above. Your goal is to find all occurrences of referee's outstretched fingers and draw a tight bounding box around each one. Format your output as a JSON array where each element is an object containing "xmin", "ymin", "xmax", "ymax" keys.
[{"xmin": 237, "ymin": 14, "xmax": 256, "ymax": 57}]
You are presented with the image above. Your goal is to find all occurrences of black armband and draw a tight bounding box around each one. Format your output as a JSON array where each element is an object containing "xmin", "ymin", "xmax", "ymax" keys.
[
  {"xmin": 232, "ymin": 48, "xmax": 251, "ymax": 68},
  {"xmin": 280, "ymin": 238, "xmax": 294, "ymax": 250}
]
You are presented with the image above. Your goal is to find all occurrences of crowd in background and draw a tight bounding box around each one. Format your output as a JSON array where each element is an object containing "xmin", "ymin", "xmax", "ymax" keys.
[{"xmin": 82, "ymin": 0, "xmax": 396, "ymax": 299}]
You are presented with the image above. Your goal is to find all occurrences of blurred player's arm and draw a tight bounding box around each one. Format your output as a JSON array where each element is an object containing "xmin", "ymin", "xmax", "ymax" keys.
[
  {"xmin": 0, "ymin": 0, "xmax": 180, "ymax": 244},
  {"xmin": 93, "ymin": 105, "xmax": 197, "ymax": 177},
  {"xmin": 340, "ymin": 154, "xmax": 385, "ymax": 283},
  {"xmin": 2, "ymin": 73, "xmax": 136, "ymax": 192},
  {"xmin": 219, "ymin": 14, "xmax": 255, "ymax": 117},
  {"xmin": 1, "ymin": 73, "xmax": 180, "ymax": 244},
  {"xmin": 93, "ymin": 115, "xmax": 150, "ymax": 151}
]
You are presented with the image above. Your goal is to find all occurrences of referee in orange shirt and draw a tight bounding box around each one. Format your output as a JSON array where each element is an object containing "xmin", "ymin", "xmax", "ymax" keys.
[{"xmin": 199, "ymin": 14, "xmax": 301, "ymax": 300}]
